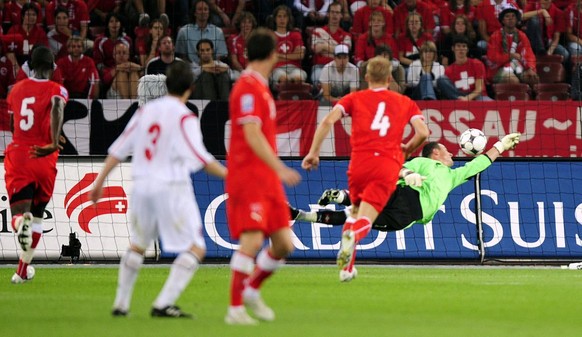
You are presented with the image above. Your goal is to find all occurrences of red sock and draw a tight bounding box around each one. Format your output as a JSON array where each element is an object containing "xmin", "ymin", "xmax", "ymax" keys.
[
  {"xmin": 247, "ymin": 249, "xmax": 281, "ymax": 290},
  {"xmin": 352, "ymin": 217, "xmax": 372, "ymax": 242},
  {"xmin": 229, "ymin": 251, "xmax": 254, "ymax": 306},
  {"xmin": 17, "ymin": 260, "xmax": 28, "ymax": 278},
  {"xmin": 31, "ymin": 231, "xmax": 41, "ymax": 249}
]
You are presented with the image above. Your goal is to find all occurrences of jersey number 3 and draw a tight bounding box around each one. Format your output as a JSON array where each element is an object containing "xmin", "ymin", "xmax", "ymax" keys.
[
  {"xmin": 371, "ymin": 102, "xmax": 390, "ymax": 137},
  {"xmin": 145, "ymin": 124, "xmax": 161, "ymax": 160},
  {"xmin": 19, "ymin": 97, "xmax": 36, "ymax": 131}
]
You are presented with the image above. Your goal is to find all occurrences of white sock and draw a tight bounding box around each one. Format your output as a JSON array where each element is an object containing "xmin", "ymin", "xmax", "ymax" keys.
[
  {"xmin": 153, "ymin": 251, "xmax": 200, "ymax": 309},
  {"xmin": 113, "ymin": 250, "xmax": 144, "ymax": 311}
]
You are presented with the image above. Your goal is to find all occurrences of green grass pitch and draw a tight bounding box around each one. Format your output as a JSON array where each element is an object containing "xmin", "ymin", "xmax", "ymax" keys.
[{"xmin": 0, "ymin": 264, "xmax": 581, "ymax": 337}]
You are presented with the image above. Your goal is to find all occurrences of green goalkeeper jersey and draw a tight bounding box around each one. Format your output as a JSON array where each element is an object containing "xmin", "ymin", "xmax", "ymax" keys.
[{"xmin": 398, "ymin": 155, "xmax": 493, "ymax": 224}]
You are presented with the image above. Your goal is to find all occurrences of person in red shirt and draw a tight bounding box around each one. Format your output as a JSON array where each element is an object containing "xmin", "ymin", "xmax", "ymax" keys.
[
  {"xmin": 439, "ymin": 0, "xmax": 477, "ymax": 36},
  {"xmin": 354, "ymin": 10, "xmax": 398, "ymax": 67},
  {"xmin": 393, "ymin": 0, "xmax": 436, "ymax": 37},
  {"xmin": 437, "ymin": 35, "xmax": 493, "ymax": 100},
  {"xmin": 302, "ymin": 56, "xmax": 429, "ymax": 280},
  {"xmin": 228, "ymin": 11, "xmax": 257, "ymax": 81},
  {"xmin": 270, "ymin": 4, "xmax": 307, "ymax": 85},
  {"xmin": 350, "ymin": 0, "xmax": 393, "ymax": 37},
  {"xmin": 4, "ymin": 3, "xmax": 48, "ymax": 71},
  {"xmin": 397, "ymin": 12, "xmax": 433, "ymax": 68},
  {"xmin": 47, "ymin": 8, "xmax": 73, "ymax": 60},
  {"xmin": 522, "ymin": 0, "xmax": 568, "ymax": 62},
  {"xmin": 56, "ymin": 36, "xmax": 100, "ymax": 99},
  {"xmin": 4, "ymin": 46, "xmax": 68, "ymax": 284},
  {"xmin": 2, "ymin": 0, "xmax": 43, "ymax": 27},
  {"xmin": 475, "ymin": 0, "xmax": 521, "ymax": 52},
  {"xmin": 486, "ymin": 5, "xmax": 538, "ymax": 85},
  {"xmin": 225, "ymin": 27, "xmax": 301, "ymax": 325},
  {"xmin": 45, "ymin": 0, "xmax": 90, "ymax": 41},
  {"xmin": 566, "ymin": 0, "xmax": 582, "ymax": 57}
]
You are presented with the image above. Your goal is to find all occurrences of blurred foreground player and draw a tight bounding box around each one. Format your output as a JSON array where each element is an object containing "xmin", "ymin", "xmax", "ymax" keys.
[
  {"xmin": 225, "ymin": 28, "xmax": 302, "ymax": 325},
  {"xmin": 5, "ymin": 46, "xmax": 68, "ymax": 284},
  {"xmin": 90, "ymin": 62, "xmax": 227, "ymax": 318},
  {"xmin": 302, "ymin": 56, "xmax": 429, "ymax": 280},
  {"xmin": 293, "ymin": 135, "xmax": 521, "ymax": 281}
]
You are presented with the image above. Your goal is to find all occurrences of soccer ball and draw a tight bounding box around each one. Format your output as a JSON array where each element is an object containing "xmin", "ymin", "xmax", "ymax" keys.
[{"xmin": 459, "ymin": 128, "xmax": 487, "ymax": 155}]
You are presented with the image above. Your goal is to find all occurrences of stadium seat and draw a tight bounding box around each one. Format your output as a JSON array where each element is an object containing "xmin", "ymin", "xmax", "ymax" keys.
[
  {"xmin": 571, "ymin": 54, "xmax": 582, "ymax": 70},
  {"xmin": 277, "ymin": 82, "xmax": 313, "ymax": 100},
  {"xmin": 492, "ymin": 83, "xmax": 531, "ymax": 100},
  {"xmin": 278, "ymin": 90, "xmax": 313, "ymax": 100},
  {"xmin": 536, "ymin": 54, "xmax": 564, "ymax": 64},
  {"xmin": 536, "ymin": 62, "xmax": 566, "ymax": 83},
  {"xmin": 534, "ymin": 83, "xmax": 571, "ymax": 101}
]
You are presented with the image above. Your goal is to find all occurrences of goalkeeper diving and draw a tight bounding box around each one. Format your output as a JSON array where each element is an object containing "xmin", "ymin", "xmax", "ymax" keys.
[{"xmin": 290, "ymin": 133, "xmax": 521, "ymax": 281}]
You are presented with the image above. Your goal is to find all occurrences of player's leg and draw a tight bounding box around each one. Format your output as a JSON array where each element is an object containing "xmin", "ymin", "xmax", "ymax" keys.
[{"xmin": 289, "ymin": 203, "xmax": 349, "ymax": 224}]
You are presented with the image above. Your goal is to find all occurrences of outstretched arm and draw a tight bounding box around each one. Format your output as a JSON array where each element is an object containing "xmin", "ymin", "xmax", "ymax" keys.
[
  {"xmin": 89, "ymin": 155, "xmax": 122, "ymax": 203},
  {"xmin": 486, "ymin": 133, "xmax": 521, "ymax": 161}
]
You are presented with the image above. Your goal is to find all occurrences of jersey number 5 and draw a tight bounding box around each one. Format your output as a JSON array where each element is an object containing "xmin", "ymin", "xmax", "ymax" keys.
[
  {"xmin": 371, "ymin": 102, "xmax": 390, "ymax": 137},
  {"xmin": 145, "ymin": 124, "xmax": 161, "ymax": 160},
  {"xmin": 19, "ymin": 97, "xmax": 36, "ymax": 131}
]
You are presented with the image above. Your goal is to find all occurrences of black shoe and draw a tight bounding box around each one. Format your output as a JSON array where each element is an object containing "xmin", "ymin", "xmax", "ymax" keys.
[
  {"xmin": 151, "ymin": 305, "xmax": 193, "ymax": 318},
  {"xmin": 288, "ymin": 204, "xmax": 300, "ymax": 220},
  {"xmin": 112, "ymin": 308, "xmax": 128, "ymax": 317}
]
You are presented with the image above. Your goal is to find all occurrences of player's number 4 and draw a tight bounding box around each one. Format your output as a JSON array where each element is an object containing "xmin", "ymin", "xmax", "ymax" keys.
[{"xmin": 371, "ymin": 102, "xmax": 390, "ymax": 137}]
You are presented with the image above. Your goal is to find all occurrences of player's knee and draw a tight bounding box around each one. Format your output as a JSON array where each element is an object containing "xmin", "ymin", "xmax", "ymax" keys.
[
  {"xmin": 189, "ymin": 245, "xmax": 206, "ymax": 262},
  {"xmin": 272, "ymin": 241, "xmax": 294, "ymax": 258}
]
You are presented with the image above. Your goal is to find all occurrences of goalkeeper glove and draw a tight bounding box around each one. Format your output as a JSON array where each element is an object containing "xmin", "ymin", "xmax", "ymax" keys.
[
  {"xmin": 318, "ymin": 189, "xmax": 347, "ymax": 206},
  {"xmin": 493, "ymin": 133, "xmax": 521, "ymax": 154},
  {"xmin": 403, "ymin": 172, "xmax": 425, "ymax": 187}
]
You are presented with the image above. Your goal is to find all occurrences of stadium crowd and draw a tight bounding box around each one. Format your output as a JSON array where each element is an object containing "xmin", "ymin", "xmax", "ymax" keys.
[{"xmin": 0, "ymin": 0, "xmax": 580, "ymax": 101}]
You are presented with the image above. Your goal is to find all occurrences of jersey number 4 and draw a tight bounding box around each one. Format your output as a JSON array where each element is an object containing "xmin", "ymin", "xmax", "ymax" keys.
[
  {"xmin": 371, "ymin": 102, "xmax": 390, "ymax": 137},
  {"xmin": 19, "ymin": 97, "xmax": 36, "ymax": 131}
]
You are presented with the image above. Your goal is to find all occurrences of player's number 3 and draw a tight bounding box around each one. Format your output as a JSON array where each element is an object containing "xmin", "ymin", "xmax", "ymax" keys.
[
  {"xmin": 145, "ymin": 124, "xmax": 161, "ymax": 160},
  {"xmin": 19, "ymin": 97, "xmax": 36, "ymax": 131},
  {"xmin": 371, "ymin": 102, "xmax": 390, "ymax": 137}
]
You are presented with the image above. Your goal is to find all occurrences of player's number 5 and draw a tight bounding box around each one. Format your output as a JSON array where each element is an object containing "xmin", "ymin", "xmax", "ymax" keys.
[
  {"xmin": 371, "ymin": 102, "xmax": 390, "ymax": 137},
  {"xmin": 19, "ymin": 97, "xmax": 36, "ymax": 131}
]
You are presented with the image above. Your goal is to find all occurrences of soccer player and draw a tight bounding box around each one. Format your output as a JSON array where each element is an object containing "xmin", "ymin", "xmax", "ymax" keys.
[
  {"xmin": 5, "ymin": 46, "xmax": 68, "ymax": 284},
  {"xmin": 294, "ymin": 135, "xmax": 521, "ymax": 281},
  {"xmin": 89, "ymin": 62, "xmax": 227, "ymax": 318},
  {"xmin": 302, "ymin": 56, "xmax": 429, "ymax": 277},
  {"xmin": 225, "ymin": 27, "xmax": 302, "ymax": 325}
]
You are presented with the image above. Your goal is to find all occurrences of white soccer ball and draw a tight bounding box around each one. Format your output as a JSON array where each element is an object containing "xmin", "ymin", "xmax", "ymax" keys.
[
  {"xmin": 27, "ymin": 266, "xmax": 35, "ymax": 280},
  {"xmin": 459, "ymin": 128, "xmax": 487, "ymax": 156}
]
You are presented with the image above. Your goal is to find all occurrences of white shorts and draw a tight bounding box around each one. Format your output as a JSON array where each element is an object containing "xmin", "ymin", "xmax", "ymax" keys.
[{"xmin": 129, "ymin": 181, "xmax": 205, "ymax": 253}]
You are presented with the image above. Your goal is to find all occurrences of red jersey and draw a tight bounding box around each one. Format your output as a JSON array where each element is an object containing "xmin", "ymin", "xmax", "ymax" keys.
[
  {"xmin": 486, "ymin": 29, "xmax": 536, "ymax": 79},
  {"xmin": 94, "ymin": 34, "xmax": 133, "ymax": 69},
  {"xmin": 227, "ymin": 33, "xmax": 248, "ymax": 69},
  {"xmin": 440, "ymin": 3, "xmax": 477, "ymax": 30},
  {"xmin": 354, "ymin": 33, "xmax": 399, "ymax": 64},
  {"xmin": 311, "ymin": 26, "xmax": 352, "ymax": 66},
  {"xmin": 445, "ymin": 58, "xmax": 487, "ymax": 95},
  {"xmin": 4, "ymin": 25, "xmax": 48, "ymax": 57},
  {"xmin": 337, "ymin": 88, "xmax": 424, "ymax": 155},
  {"xmin": 56, "ymin": 54, "xmax": 99, "ymax": 97},
  {"xmin": 3, "ymin": 1, "xmax": 43, "ymax": 26},
  {"xmin": 274, "ymin": 30, "xmax": 304, "ymax": 68},
  {"xmin": 566, "ymin": 4, "xmax": 582, "ymax": 37},
  {"xmin": 476, "ymin": 0, "xmax": 520, "ymax": 35},
  {"xmin": 226, "ymin": 70, "xmax": 283, "ymax": 198},
  {"xmin": 45, "ymin": 0, "xmax": 90, "ymax": 32},
  {"xmin": 393, "ymin": 1, "xmax": 436, "ymax": 36},
  {"xmin": 86, "ymin": 0, "xmax": 120, "ymax": 12},
  {"xmin": 524, "ymin": 2, "xmax": 565, "ymax": 41},
  {"xmin": 8, "ymin": 78, "xmax": 69, "ymax": 146},
  {"xmin": 351, "ymin": 6, "xmax": 394, "ymax": 36},
  {"xmin": 397, "ymin": 32, "xmax": 433, "ymax": 58}
]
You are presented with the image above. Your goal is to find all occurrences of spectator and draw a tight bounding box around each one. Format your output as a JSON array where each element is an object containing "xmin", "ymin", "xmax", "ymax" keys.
[
  {"xmin": 475, "ymin": 0, "xmax": 521, "ymax": 53},
  {"xmin": 227, "ymin": 11, "xmax": 257, "ymax": 81},
  {"xmin": 486, "ymin": 5, "xmax": 538, "ymax": 86},
  {"xmin": 393, "ymin": 0, "xmax": 436, "ymax": 37},
  {"xmin": 130, "ymin": 0, "xmax": 169, "ymax": 27},
  {"xmin": 2, "ymin": 0, "xmax": 43, "ymax": 28},
  {"xmin": 4, "ymin": 3, "xmax": 48, "ymax": 71},
  {"xmin": 522, "ymin": 0, "xmax": 568, "ymax": 62},
  {"xmin": 56, "ymin": 36, "xmax": 100, "ymax": 99},
  {"xmin": 135, "ymin": 19, "xmax": 165, "ymax": 67},
  {"xmin": 146, "ymin": 36, "xmax": 184, "ymax": 75},
  {"xmin": 45, "ymin": 0, "xmax": 90, "ymax": 44},
  {"xmin": 566, "ymin": 0, "xmax": 582, "ymax": 58},
  {"xmin": 319, "ymin": 44, "xmax": 359, "ymax": 105},
  {"xmin": 192, "ymin": 38, "xmax": 231, "ymax": 100},
  {"xmin": 354, "ymin": 10, "xmax": 398, "ymax": 67},
  {"xmin": 439, "ymin": 0, "xmax": 477, "ymax": 37},
  {"xmin": 0, "ymin": 44, "xmax": 16, "ymax": 98},
  {"xmin": 47, "ymin": 8, "xmax": 72, "ymax": 60},
  {"xmin": 351, "ymin": 0, "xmax": 393, "ymax": 37},
  {"xmin": 208, "ymin": 0, "xmax": 232, "ymax": 27},
  {"xmin": 439, "ymin": 14, "xmax": 481, "ymax": 66},
  {"xmin": 293, "ymin": 0, "xmax": 333, "ymax": 29},
  {"xmin": 87, "ymin": 0, "xmax": 124, "ymax": 28},
  {"xmin": 94, "ymin": 12, "xmax": 133, "ymax": 74},
  {"xmin": 270, "ymin": 4, "xmax": 307, "ymax": 85},
  {"xmin": 254, "ymin": 0, "xmax": 297, "ymax": 27},
  {"xmin": 397, "ymin": 12, "xmax": 433, "ymax": 69},
  {"xmin": 102, "ymin": 42, "xmax": 142, "ymax": 99},
  {"xmin": 360, "ymin": 44, "xmax": 406, "ymax": 93},
  {"xmin": 406, "ymin": 40, "xmax": 444, "ymax": 100},
  {"xmin": 175, "ymin": 0, "xmax": 228, "ymax": 64},
  {"xmin": 437, "ymin": 35, "xmax": 493, "ymax": 101},
  {"xmin": 310, "ymin": 1, "xmax": 352, "ymax": 86}
]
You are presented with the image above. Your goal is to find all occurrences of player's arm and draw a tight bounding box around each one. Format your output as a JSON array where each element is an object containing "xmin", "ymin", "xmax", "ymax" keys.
[
  {"xmin": 243, "ymin": 122, "xmax": 301, "ymax": 186},
  {"xmin": 401, "ymin": 117, "xmax": 429, "ymax": 159},
  {"xmin": 204, "ymin": 161, "xmax": 227, "ymax": 179},
  {"xmin": 302, "ymin": 107, "xmax": 343, "ymax": 171},
  {"xmin": 89, "ymin": 155, "xmax": 122, "ymax": 203},
  {"xmin": 485, "ymin": 133, "xmax": 521, "ymax": 161},
  {"xmin": 30, "ymin": 96, "xmax": 65, "ymax": 158}
]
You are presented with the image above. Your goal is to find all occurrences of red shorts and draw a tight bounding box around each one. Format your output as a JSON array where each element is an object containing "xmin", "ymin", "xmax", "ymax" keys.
[
  {"xmin": 348, "ymin": 153, "xmax": 401, "ymax": 213},
  {"xmin": 4, "ymin": 143, "xmax": 58, "ymax": 205},
  {"xmin": 226, "ymin": 192, "xmax": 290, "ymax": 240}
]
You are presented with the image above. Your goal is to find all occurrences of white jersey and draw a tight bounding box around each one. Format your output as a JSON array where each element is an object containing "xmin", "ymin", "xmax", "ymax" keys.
[{"xmin": 108, "ymin": 95, "xmax": 214, "ymax": 182}]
